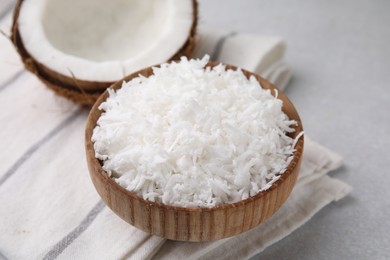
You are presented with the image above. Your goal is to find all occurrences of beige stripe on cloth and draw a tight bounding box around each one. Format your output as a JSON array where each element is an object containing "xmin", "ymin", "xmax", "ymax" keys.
[{"xmin": 0, "ymin": 24, "xmax": 350, "ymax": 259}]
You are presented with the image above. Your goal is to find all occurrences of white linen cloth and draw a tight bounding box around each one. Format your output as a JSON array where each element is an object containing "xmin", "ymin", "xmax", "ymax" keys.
[
  {"xmin": 0, "ymin": 10, "xmax": 350, "ymax": 260},
  {"xmin": 193, "ymin": 28, "xmax": 292, "ymax": 91}
]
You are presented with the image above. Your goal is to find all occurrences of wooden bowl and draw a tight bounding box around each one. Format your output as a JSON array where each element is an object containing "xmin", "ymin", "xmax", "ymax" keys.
[{"xmin": 85, "ymin": 62, "xmax": 304, "ymax": 241}]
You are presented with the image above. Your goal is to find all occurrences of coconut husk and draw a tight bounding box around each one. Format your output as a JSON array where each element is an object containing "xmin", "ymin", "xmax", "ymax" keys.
[{"xmin": 11, "ymin": 0, "xmax": 198, "ymax": 107}]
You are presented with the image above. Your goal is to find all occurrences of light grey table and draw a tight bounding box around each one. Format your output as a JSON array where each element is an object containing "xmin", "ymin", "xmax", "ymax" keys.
[
  {"xmin": 1, "ymin": 1, "xmax": 388, "ymax": 259},
  {"xmin": 198, "ymin": 0, "xmax": 390, "ymax": 259}
]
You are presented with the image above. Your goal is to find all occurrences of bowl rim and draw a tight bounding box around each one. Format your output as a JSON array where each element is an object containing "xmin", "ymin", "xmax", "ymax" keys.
[{"xmin": 85, "ymin": 61, "xmax": 304, "ymax": 213}]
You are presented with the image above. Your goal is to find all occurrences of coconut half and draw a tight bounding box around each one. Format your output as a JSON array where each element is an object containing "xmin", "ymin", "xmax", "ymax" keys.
[{"xmin": 12, "ymin": 0, "xmax": 197, "ymax": 105}]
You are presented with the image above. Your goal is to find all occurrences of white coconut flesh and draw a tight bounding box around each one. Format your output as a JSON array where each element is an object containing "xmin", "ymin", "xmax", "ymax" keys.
[{"xmin": 17, "ymin": 0, "xmax": 194, "ymax": 82}]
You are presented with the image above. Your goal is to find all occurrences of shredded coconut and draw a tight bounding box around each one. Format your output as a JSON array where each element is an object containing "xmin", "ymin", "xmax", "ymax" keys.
[{"xmin": 92, "ymin": 55, "xmax": 298, "ymax": 208}]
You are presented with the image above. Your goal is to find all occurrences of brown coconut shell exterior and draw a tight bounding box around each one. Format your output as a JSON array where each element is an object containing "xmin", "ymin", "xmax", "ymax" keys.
[
  {"xmin": 11, "ymin": 0, "xmax": 198, "ymax": 106},
  {"xmin": 85, "ymin": 62, "xmax": 304, "ymax": 241}
]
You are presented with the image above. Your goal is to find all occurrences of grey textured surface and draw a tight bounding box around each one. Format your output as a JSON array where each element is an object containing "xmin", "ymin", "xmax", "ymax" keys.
[{"xmin": 197, "ymin": 0, "xmax": 390, "ymax": 259}]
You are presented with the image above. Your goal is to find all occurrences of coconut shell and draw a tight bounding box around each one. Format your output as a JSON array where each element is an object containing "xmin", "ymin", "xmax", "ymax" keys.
[{"xmin": 11, "ymin": 0, "xmax": 198, "ymax": 106}]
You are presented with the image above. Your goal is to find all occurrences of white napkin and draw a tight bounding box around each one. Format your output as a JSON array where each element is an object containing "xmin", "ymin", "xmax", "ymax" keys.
[
  {"xmin": 0, "ymin": 15, "xmax": 350, "ymax": 260},
  {"xmin": 192, "ymin": 28, "xmax": 292, "ymax": 91},
  {"xmin": 0, "ymin": 13, "xmax": 23, "ymax": 90},
  {"xmin": 0, "ymin": 1, "xmax": 14, "ymax": 20}
]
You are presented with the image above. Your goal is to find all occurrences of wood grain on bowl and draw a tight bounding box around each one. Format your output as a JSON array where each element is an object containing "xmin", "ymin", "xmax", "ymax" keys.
[{"xmin": 85, "ymin": 62, "xmax": 304, "ymax": 241}]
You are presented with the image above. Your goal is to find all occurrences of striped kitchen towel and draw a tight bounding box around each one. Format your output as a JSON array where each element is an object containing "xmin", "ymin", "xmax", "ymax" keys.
[{"xmin": 0, "ymin": 7, "xmax": 350, "ymax": 260}]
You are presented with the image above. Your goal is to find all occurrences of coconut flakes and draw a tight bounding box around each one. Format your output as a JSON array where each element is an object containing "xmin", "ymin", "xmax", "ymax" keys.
[{"xmin": 92, "ymin": 55, "xmax": 298, "ymax": 208}]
